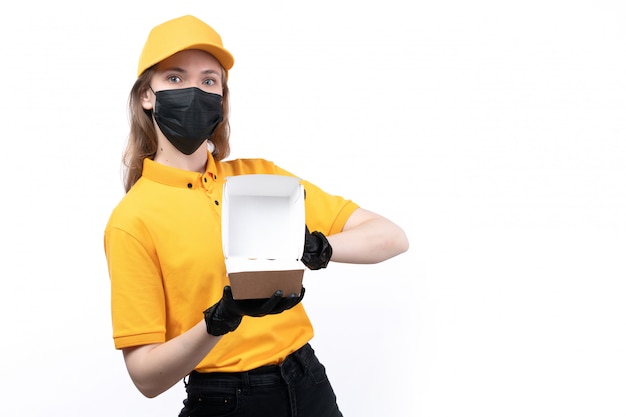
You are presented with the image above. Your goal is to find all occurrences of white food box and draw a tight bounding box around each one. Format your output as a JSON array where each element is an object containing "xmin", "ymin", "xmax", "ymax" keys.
[{"xmin": 222, "ymin": 174, "xmax": 305, "ymax": 299}]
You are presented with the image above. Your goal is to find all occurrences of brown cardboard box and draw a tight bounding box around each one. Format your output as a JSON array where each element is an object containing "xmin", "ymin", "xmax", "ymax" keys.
[
  {"xmin": 227, "ymin": 270, "xmax": 304, "ymax": 299},
  {"xmin": 222, "ymin": 175, "xmax": 305, "ymax": 300}
]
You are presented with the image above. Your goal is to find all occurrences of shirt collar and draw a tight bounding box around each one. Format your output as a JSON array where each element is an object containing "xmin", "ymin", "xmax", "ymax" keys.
[{"xmin": 141, "ymin": 152, "xmax": 219, "ymax": 189}]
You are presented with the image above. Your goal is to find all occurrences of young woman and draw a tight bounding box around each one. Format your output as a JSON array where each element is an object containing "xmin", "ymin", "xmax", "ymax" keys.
[{"xmin": 104, "ymin": 14, "xmax": 409, "ymax": 417}]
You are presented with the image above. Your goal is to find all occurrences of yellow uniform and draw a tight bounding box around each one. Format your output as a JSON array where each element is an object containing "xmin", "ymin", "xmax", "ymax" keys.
[{"xmin": 104, "ymin": 154, "xmax": 358, "ymax": 373}]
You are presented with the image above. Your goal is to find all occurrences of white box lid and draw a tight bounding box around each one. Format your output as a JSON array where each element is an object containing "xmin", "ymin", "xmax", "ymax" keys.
[{"xmin": 222, "ymin": 174, "xmax": 305, "ymax": 273}]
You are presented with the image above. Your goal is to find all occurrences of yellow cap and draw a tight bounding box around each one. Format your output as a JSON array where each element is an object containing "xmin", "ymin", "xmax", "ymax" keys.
[{"xmin": 137, "ymin": 15, "xmax": 234, "ymax": 77}]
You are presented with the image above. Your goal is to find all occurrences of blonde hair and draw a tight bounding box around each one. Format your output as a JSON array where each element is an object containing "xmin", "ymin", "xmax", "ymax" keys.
[{"xmin": 122, "ymin": 66, "xmax": 231, "ymax": 192}]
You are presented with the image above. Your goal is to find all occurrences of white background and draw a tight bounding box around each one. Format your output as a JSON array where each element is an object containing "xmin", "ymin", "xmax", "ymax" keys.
[{"xmin": 1, "ymin": 1, "xmax": 625, "ymax": 416}]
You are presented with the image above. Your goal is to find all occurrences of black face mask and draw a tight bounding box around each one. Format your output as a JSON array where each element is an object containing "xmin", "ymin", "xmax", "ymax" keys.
[{"xmin": 152, "ymin": 87, "xmax": 223, "ymax": 155}]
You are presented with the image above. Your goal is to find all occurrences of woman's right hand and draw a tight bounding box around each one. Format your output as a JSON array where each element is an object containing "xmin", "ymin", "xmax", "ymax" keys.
[{"xmin": 203, "ymin": 286, "xmax": 305, "ymax": 336}]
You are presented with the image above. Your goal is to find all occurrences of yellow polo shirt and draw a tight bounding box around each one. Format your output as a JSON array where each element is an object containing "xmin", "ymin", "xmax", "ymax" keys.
[{"xmin": 104, "ymin": 154, "xmax": 358, "ymax": 372}]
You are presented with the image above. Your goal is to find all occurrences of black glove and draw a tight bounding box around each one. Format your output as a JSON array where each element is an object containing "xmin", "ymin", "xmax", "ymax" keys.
[
  {"xmin": 301, "ymin": 226, "xmax": 333, "ymax": 270},
  {"xmin": 203, "ymin": 286, "xmax": 305, "ymax": 336}
]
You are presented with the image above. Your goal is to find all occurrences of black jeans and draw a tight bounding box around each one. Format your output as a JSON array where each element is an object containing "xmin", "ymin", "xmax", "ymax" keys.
[{"xmin": 178, "ymin": 343, "xmax": 343, "ymax": 417}]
